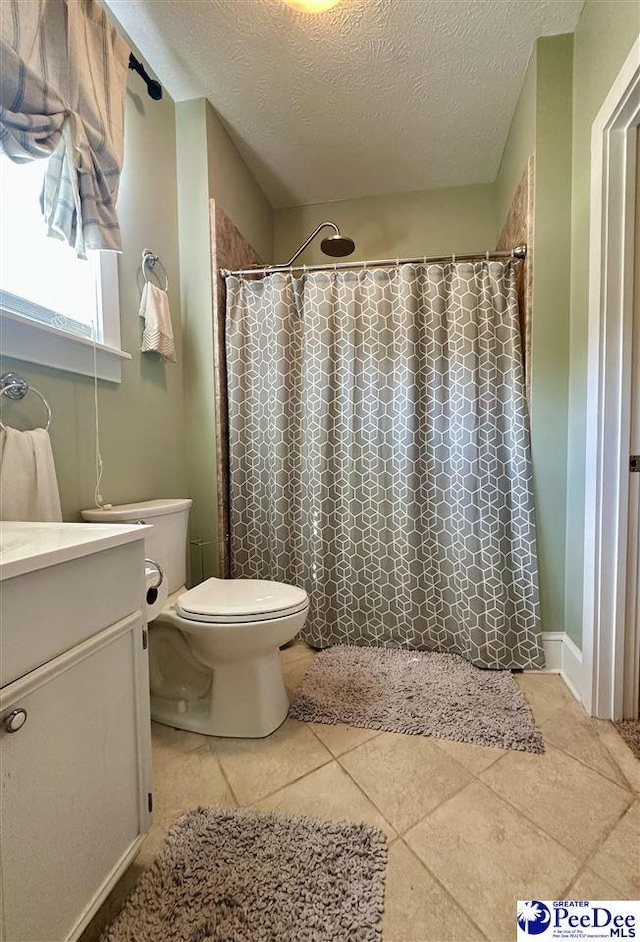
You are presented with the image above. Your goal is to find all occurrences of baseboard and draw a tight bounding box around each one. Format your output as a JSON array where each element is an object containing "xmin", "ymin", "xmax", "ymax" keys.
[
  {"xmin": 540, "ymin": 631, "xmax": 564, "ymax": 671},
  {"xmin": 529, "ymin": 631, "xmax": 583, "ymax": 704},
  {"xmin": 559, "ymin": 633, "xmax": 583, "ymax": 702}
]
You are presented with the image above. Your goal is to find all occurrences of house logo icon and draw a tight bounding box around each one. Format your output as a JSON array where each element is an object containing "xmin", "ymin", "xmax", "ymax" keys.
[{"xmin": 517, "ymin": 901, "xmax": 552, "ymax": 935}]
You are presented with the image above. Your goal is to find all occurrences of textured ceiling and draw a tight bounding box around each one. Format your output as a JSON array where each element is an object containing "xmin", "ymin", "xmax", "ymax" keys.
[{"xmin": 106, "ymin": 0, "xmax": 583, "ymax": 207}]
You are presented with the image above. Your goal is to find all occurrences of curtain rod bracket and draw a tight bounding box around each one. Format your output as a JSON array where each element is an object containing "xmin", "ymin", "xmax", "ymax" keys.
[{"xmin": 128, "ymin": 53, "xmax": 163, "ymax": 100}]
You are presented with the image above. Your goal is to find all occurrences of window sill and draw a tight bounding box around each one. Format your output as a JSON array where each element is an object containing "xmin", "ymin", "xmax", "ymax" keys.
[{"xmin": 0, "ymin": 309, "xmax": 131, "ymax": 383}]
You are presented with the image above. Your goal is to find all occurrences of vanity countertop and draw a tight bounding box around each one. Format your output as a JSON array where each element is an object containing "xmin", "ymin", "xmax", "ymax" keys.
[{"xmin": 0, "ymin": 521, "xmax": 151, "ymax": 581}]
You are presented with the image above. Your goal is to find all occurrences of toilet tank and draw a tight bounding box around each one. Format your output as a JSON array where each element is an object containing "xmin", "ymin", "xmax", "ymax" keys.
[{"xmin": 81, "ymin": 499, "xmax": 192, "ymax": 593}]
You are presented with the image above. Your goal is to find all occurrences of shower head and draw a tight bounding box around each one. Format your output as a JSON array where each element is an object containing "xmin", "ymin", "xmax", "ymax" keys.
[
  {"xmin": 320, "ymin": 233, "xmax": 356, "ymax": 257},
  {"xmin": 282, "ymin": 222, "xmax": 356, "ymax": 267}
]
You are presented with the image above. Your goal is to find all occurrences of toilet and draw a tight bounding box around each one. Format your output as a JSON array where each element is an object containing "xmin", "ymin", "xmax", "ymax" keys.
[{"xmin": 81, "ymin": 499, "xmax": 309, "ymax": 738}]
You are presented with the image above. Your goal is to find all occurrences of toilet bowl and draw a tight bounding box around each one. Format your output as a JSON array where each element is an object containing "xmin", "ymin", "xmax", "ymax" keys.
[
  {"xmin": 150, "ymin": 578, "xmax": 308, "ymax": 737},
  {"xmin": 82, "ymin": 499, "xmax": 309, "ymax": 738}
]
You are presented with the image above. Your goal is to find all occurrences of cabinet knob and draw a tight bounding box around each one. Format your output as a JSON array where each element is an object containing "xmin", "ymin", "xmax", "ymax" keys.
[{"xmin": 4, "ymin": 709, "xmax": 27, "ymax": 733}]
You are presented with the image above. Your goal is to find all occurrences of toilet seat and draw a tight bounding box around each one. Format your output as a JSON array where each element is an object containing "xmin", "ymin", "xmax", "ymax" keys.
[{"xmin": 176, "ymin": 578, "xmax": 309, "ymax": 624}]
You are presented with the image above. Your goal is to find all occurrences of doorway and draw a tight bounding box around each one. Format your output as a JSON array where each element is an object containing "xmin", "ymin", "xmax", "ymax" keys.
[
  {"xmin": 582, "ymin": 39, "xmax": 640, "ymax": 720},
  {"xmin": 622, "ymin": 127, "xmax": 640, "ymax": 720}
]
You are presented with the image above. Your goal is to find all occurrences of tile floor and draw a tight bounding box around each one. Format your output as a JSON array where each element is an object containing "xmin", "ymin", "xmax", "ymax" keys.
[{"xmin": 82, "ymin": 641, "xmax": 640, "ymax": 942}]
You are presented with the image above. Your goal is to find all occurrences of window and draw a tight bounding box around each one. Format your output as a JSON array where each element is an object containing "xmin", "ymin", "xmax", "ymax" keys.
[{"xmin": 0, "ymin": 157, "xmax": 129, "ymax": 382}]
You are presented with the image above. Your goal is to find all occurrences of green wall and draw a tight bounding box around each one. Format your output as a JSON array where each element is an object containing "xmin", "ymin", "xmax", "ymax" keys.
[
  {"xmin": 492, "ymin": 34, "xmax": 580, "ymax": 640},
  {"xmin": 273, "ymin": 183, "xmax": 497, "ymax": 267},
  {"xmin": 0, "ymin": 85, "xmax": 188, "ymax": 520},
  {"xmin": 494, "ymin": 52, "xmax": 537, "ymax": 232},
  {"xmin": 176, "ymin": 99, "xmax": 218, "ymax": 578},
  {"xmin": 492, "ymin": 4, "xmax": 638, "ymax": 646},
  {"xmin": 205, "ymin": 106, "xmax": 273, "ymax": 263},
  {"xmin": 564, "ymin": 0, "xmax": 640, "ymax": 644},
  {"xmin": 529, "ymin": 35, "xmax": 573, "ymax": 638},
  {"xmin": 176, "ymin": 99, "xmax": 273, "ymax": 578}
]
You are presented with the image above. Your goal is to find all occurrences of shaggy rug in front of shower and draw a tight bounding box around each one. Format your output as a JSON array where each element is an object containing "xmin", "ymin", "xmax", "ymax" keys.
[
  {"xmin": 289, "ymin": 645, "xmax": 545, "ymax": 754},
  {"xmin": 100, "ymin": 806, "xmax": 387, "ymax": 942}
]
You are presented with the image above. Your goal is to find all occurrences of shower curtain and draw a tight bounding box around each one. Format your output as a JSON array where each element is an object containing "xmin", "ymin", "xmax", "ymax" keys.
[{"xmin": 225, "ymin": 261, "xmax": 545, "ymax": 669}]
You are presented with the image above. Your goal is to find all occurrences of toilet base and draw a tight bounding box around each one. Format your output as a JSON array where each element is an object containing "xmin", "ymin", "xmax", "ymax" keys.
[{"xmin": 150, "ymin": 650, "xmax": 291, "ymax": 738}]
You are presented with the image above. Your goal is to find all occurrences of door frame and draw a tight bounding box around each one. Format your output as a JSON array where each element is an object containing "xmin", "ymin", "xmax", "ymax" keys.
[{"xmin": 582, "ymin": 37, "xmax": 640, "ymax": 719}]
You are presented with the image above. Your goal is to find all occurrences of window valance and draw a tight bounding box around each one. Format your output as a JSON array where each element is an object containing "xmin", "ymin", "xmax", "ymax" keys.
[{"xmin": 0, "ymin": 0, "xmax": 130, "ymax": 258}]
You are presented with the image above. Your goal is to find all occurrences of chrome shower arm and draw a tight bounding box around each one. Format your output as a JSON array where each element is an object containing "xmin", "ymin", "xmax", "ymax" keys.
[{"xmin": 283, "ymin": 222, "xmax": 339, "ymax": 267}]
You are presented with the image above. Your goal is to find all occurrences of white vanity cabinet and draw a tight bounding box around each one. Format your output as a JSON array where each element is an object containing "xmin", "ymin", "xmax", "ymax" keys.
[{"xmin": 0, "ymin": 524, "xmax": 153, "ymax": 942}]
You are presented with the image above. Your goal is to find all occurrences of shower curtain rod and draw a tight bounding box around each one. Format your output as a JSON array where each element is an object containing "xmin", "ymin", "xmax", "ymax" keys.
[{"xmin": 220, "ymin": 244, "xmax": 527, "ymax": 278}]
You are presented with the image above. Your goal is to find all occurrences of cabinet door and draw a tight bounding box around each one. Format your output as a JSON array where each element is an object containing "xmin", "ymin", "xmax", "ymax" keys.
[{"xmin": 0, "ymin": 614, "xmax": 151, "ymax": 942}]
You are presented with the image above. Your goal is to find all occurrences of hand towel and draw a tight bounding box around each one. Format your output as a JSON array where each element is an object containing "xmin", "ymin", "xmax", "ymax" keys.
[
  {"xmin": 139, "ymin": 281, "xmax": 177, "ymax": 362},
  {"xmin": 0, "ymin": 427, "xmax": 63, "ymax": 521}
]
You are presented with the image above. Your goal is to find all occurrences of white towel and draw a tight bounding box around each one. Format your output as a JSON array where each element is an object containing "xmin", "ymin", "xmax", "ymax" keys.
[
  {"xmin": 139, "ymin": 282, "xmax": 176, "ymax": 362},
  {"xmin": 0, "ymin": 427, "xmax": 63, "ymax": 521}
]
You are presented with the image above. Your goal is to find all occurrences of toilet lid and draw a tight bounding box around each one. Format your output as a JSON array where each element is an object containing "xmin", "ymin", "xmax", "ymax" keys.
[{"xmin": 176, "ymin": 578, "xmax": 309, "ymax": 623}]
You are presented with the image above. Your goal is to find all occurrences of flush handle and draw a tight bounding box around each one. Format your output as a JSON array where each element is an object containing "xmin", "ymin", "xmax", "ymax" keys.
[{"xmin": 4, "ymin": 709, "xmax": 27, "ymax": 733}]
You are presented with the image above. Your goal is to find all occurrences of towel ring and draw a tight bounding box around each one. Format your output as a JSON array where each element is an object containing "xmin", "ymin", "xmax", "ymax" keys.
[
  {"xmin": 142, "ymin": 249, "xmax": 169, "ymax": 291},
  {"xmin": 0, "ymin": 373, "xmax": 52, "ymax": 432}
]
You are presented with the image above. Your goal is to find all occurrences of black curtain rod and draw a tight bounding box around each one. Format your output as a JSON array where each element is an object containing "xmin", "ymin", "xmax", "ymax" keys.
[{"xmin": 128, "ymin": 53, "xmax": 163, "ymax": 100}]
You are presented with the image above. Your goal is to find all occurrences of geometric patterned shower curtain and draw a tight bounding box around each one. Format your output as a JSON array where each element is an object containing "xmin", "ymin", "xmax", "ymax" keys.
[{"xmin": 225, "ymin": 261, "xmax": 545, "ymax": 669}]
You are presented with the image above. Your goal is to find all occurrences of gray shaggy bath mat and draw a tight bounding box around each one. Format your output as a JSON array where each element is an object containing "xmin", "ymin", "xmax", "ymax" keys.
[
  {"xmin": 100, "ymin": 806, "xmax": 387, "ymax": 942},
  {"xmin": 290, "ymin": 645, "xmax": 544, "ymax": 754}
]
